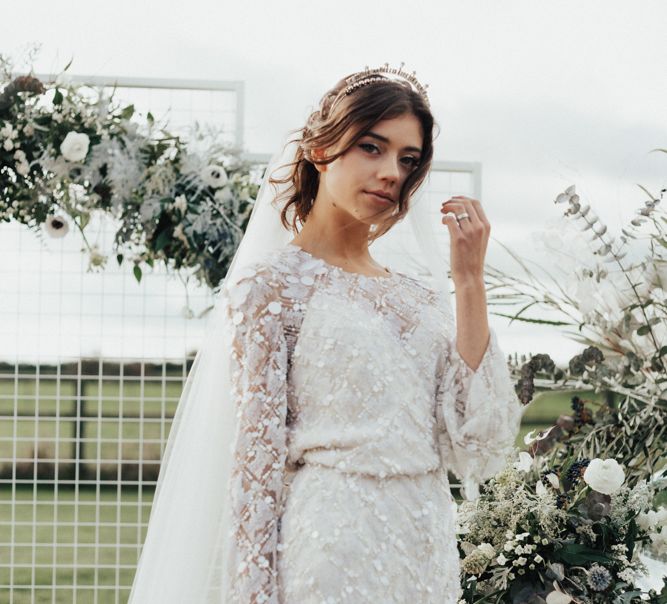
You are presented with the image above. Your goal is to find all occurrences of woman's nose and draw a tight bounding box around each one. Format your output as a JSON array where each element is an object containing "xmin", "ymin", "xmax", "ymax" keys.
[{"xmin": 377, "ymin": 155, "xmax": 401, "ymax": 182}]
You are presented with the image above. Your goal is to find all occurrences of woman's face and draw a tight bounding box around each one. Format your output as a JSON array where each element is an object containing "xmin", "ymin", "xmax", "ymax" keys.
[{"xmin": 314, "ymin": 112, "xmax": 424, "ymax": 225}]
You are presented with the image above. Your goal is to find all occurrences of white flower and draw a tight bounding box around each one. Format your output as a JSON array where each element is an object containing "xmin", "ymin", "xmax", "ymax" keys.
[
  {"xmin": 0, "ymin": 123, "xmax": 17, "ymax": 139},
  {"xmin": 534, "ymin": 554, "xmax": 544, "ymax": 564},
  {"xmin": 656, "ymin": 506, "xmax": 667, "ymax": 525},
  {"xmin": 172, "ymin": 194, "xmax": 188, "ymax": 213},
  {"xmin": 214, "ymin": 186, "xmax": 233, "ymax": 203},
  {"xmin": 513, "ymin": 451, "xmax": 533, "ymax": 473},
  {"xmin": 496, "ymin": 553, "xmax": 508, "ymax": 565},
  {"xmin": 13, "ymin": 150, "xmax": 26, "ymax": 162},
  {"xmin": 200, "ymin": 164, "xmax": 228, "ymax": 188},
  {"xmin": 60, "ymin": 131, "xmax": 90, "ymax": 162},
  {"xmin": 478, "ymin": 543, "xmax": 495, "ymax": 558},
  {"xmin": 536, "ymin": 480, "xmax": 548, "ymax": 496},
  {"xmin": 637, "ymin": 510, "xmax": 658, "ymax": 531},
  {"xmin": 3, "ymin": 138, "xmax": 14, "ymax": 151},
  {"xmin": 52, "ymin": 112, "xmax": 63, "ymax": 123},
  {"xmin": 23, "ymin": 123, "xmax": 34, "ymax": 136},
  {"xmin": 546, "ymin": 589, "xmax": 572, "ymax": 604},
  {"xmin": 44, "ymin": 215, "xmax": 70, "ymax": 238},
  {"xmin": 650, "ymin": 526, "xmax": 667, "ymax": 553},
  {"xmin": 545, "ymin": 473, "xmax": 560, "ymax": 489},
  {"xmin": 88, "ymin": 245, "xmax": 107, "ymax": 268},
  {"xmin": 583, "ymin": 458, "xmax": 625, "ymax": 495},
  {"xmin": 15, "ymin": 161, "xmax": 29, "ymax": 176}
]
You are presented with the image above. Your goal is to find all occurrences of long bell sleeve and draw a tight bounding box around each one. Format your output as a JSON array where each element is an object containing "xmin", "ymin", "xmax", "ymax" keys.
[
  {"xmin": 225, "ymin": 269, "xmax": 289, "ymax": 603},
  {"xmin": 435, "ymin": 326, "xmax": 523, "ymax": 502}
]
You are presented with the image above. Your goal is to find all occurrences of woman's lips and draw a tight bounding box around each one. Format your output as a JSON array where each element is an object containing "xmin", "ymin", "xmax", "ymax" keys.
[{"xmin": 365, "ymin": 191, "xmax": 393, "ymax": 205}]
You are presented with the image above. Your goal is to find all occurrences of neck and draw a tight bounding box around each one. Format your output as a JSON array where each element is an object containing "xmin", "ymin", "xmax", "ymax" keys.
[{"xmin": 291, "ymin": 195, "xmax": 376, "ymax": 264}]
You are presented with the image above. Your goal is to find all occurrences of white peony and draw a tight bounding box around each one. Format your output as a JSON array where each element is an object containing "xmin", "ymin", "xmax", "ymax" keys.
[
  {"xmin": 583, "ymin": 458, "xmax": 625, "ymax": 495},
  {"xmin": 200, "ymin": 164, "xmax": 228, "ymax": 188},
  {"xmin": 60, "ymin": 131, "xmax": 90, "ymax": 162},
  {"xmin": 44, "ymin": 215, "xmax": 70, "ymax": 238}
]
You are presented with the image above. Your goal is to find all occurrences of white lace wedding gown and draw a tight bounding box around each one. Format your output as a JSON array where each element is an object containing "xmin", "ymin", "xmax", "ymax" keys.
[{"xmin": 222, "ymin": 242, "xmax": 522, "ymax": 603}]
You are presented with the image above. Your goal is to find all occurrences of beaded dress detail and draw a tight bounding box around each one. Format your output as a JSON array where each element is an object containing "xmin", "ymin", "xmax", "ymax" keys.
[{"xmin": 222, "ymin": 243, "xmax": 522, "ymax": 603}]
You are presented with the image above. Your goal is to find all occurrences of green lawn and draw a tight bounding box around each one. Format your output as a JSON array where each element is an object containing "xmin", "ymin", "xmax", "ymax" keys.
[{"xmin": 0, "ymin": 486, "xmax": 151, "ymax": 604}]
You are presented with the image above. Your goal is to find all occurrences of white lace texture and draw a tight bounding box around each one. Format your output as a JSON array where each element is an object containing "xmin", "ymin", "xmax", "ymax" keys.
[{"xmin": 221, "ymin": 243, "xmax": 523, "ymax": 603}]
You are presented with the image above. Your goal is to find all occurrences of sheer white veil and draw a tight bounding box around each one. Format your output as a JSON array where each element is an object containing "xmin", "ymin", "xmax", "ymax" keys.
[{"xmin": 127, "ymin": 128, "xmax": 453, "ymax": 603}]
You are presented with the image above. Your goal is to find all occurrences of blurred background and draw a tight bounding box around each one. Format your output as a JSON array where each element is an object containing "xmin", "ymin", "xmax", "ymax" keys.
[{"xmin": 1, "ymin": 1, "xmax": 665, "ymax": 601}]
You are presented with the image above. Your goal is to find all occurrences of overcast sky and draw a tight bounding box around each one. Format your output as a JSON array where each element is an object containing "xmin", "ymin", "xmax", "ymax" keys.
[{"xmin": 4, "ymin": 0, "xmax": 667, "ymax": 363}]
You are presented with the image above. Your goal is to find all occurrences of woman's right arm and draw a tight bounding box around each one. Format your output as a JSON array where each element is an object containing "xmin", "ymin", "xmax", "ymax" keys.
[{"xmin": 225, "ymin": 270, "xmax": 289, "ymax": 603}]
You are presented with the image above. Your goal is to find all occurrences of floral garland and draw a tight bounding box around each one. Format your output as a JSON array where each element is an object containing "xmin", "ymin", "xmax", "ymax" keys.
[
  {"xmin": 0, "ymin": 53, "xmax": 263, "ymax": 292},
  {"xmin": 457, "ymin": 177, "xmax": 667, "ymax": 602}
]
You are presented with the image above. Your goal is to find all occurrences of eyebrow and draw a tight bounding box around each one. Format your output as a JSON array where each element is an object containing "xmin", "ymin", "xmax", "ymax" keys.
[{"xmin": 364, "ymin": 131, "xmax": 422, "ymax": 155}]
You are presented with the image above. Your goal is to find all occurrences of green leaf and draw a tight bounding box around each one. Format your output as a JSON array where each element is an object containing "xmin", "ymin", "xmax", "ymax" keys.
[
  {"xmin": 147, "ymin": 111, "xmax": 154, "ymax": 124},
  {"xmin": 146, "ymin": 257, "xmax": 154, "ymax": 268},
  {"xmin": 120, "ymin": 104, "xmax": 135, "ymax": 120},
  {"xmin": 133, "ymin": 265, "xmax": 142, "ymax": 283},
  {"xmin": 490, "ymin": 312, "xmax": 570, "ymax": 326},
  {"xmin": 660, "ymin": 346, "xmax": 667, "ymax": 358},
  {"xmin": 52, "ymin": 89, "xmax": 63, "ymax": 106},
  {"xmin": 553, "ymin": 543, "xmax": 612, "ymax": 565},
  {"xmin": 637, "ymin": 317, "xmax": 661, "ymax": 336},
  {"xmin": 154, "ymin": 229, "xmax": 171, "ymax": 253},
  {"xmin": 116, "ymin": 254, "xmax": 123, "ymax": 266}
]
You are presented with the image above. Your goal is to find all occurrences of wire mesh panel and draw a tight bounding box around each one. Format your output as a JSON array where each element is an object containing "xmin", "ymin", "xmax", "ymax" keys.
[{"xmin": 0, "ymin": 76, "xmax": 241, "ymax": 604}]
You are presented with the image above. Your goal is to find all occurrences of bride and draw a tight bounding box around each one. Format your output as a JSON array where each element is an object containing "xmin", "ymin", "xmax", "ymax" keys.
[{"xmin": 128, "ymin": 64, "xmax": 523, "ymax": 603}]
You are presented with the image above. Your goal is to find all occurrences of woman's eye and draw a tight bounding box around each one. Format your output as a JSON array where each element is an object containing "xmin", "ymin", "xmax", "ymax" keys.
[{"xmin": 360, "ymin": 143, "xmax": 418, "ymax": 169}]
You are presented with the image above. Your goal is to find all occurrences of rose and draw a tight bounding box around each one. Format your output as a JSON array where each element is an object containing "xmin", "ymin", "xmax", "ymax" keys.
[
  {"xmin": 200, "ymin": 164, "xmax": 228, "ymax": 188},
  {"xmin": 60, "ymin": 131, "xmax": 90, "ymax": 162},
  {"xmin": 582, "ymin": 458, "xmax": 625, "ymax": 495}
]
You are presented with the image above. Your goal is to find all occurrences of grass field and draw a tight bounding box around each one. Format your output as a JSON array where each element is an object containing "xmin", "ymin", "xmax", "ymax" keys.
[{"xmin": 0, "ymin": 382, "xmax": 605, "ymax": 603}]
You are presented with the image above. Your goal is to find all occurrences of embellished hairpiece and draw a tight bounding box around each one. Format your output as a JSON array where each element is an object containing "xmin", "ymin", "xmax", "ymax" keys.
[{"xmin": 336, "ymin": 62, "xmax": 430, "ymax": 108}]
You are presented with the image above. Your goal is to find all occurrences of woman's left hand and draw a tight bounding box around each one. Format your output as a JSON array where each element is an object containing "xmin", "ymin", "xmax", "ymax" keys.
[{"xmin": 440, "ymin": 196, "xmax": 490, "ymax": 285}]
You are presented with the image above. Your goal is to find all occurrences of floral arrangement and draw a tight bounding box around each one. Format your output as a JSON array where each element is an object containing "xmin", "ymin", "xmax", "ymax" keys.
[
  {"xmin": 455, "ymin": 166, "xmax": 667, "ymax": 602},
  {"xmin": 0, "ymin": 51, "xmax": 263, "ymax": 292}
]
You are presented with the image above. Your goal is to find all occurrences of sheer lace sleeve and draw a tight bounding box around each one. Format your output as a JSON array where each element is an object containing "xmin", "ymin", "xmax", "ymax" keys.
[
  {"xmin": 435, "ymin": 326, "xmax": 523, "ymax": 502},
  {"xmin": 225, "ymin": 268, "xmax": 289, "ymax": 603}
]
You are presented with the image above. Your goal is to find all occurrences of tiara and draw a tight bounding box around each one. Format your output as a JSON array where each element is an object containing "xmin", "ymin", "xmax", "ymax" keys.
[{"xmin": 338, "ymin": 62, "xmax": 430, "ymax": 107}]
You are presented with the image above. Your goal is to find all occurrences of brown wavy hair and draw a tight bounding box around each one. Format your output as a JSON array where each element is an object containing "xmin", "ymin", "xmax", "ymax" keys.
[{"xmin": 269, "ymin": 72, "xmax": 437, "ymax": 242}]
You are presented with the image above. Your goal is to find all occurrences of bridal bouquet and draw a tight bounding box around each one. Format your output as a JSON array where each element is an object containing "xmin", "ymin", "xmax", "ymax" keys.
[
  {"xmin": 456, "ymin": 164, "xmax": 667, "ymax": 602},
  {"xmin": 456, "ymin": 437, "xmax": 666, "ymax": 603},
  {"xmin": 0, "ymin": 51, "xmax": 262, "ymax": 290}
]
